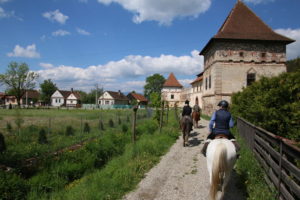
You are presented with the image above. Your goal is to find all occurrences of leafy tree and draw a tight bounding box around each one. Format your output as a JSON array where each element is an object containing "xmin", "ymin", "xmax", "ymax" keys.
[
  {"xmin": 80, "ymin": 87, "xmax": 104, "ymax": 104},
  {"xmin": 149, "ymin": 92, "xmax": 161, "ymax": 108},
  {"xmin": 144, "ymin": 73, "xmax": 165, "ymax": 99},
  {"xmin": 286, "ymin": 57, "xmax": 300, "ymax": 72},
  {"xmin": 0, "ymin": 62, "xmax": 39, "ymax": 106},
  {"xmin": 40, "ymin": 79, "xmax": 58, "ymax": 105},
  {"xmin": 231, "ymin": 71, "xmax": 300, "ymax": 140}
]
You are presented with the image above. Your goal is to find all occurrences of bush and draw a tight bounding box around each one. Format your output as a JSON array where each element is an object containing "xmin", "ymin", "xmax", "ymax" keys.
[
  {"xmin": 0, "ymin": 170, "xmax": 29, "ymax": 200},
  {"xmin": 38, "ymin": 128, "xmax": 48, "ymax": 144},
  {"xmin": 83, "ymin": 122, "xmax": 90, "ymax": 133},
  {"xmin": 6, "ymin": 122, "xmax": 12, "ymax": 134},
  {"xmin": 65, "ymin": 126, "xmax": 75, "ymax": 136},
  {"xmin": 122, "ymin": 124, "xmax": 128, "ymax": 133},
  {"xmin": 118, "ymin": 117, "xmax": 122, "ymax": 125},
  {"xmin": 126, "ymin": 115, "xmax": 130, "ymax": 123},
  {"xmin": 231, "ymin": 71, "xmax": 300, "ymax": 140},
  {"xmin": 0, "ymin": 133, "xmax": 6, "ymax": 153},
  {"xmin": 98, "ymin": 120, "xmax": 105, "ymax": 131},
  {"xmin": 108, "ymin": 119, "xmax": 114, "ymax": 128}
]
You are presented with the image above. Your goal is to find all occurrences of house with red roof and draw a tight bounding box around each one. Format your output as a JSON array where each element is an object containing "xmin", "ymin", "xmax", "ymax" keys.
[
  {"xmin": 51, "ymin": 89, "xmax": 81, "ymax": 107},
  {"xmin": 98, "ymin": 90, "xmax": 129, "ymax": 106},
  {"xmin": 161, "ymin": 73, "xmax": 184, "ymax": 107},
  {"xmin": 127, "ymin": 92, "xmax": 148, "ymax": 106}
]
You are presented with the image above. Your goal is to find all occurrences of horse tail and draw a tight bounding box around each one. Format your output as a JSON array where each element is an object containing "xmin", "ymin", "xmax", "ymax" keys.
[{"xmin": 210, "ymin": 143, "xmax": 227, "ymax": 200}]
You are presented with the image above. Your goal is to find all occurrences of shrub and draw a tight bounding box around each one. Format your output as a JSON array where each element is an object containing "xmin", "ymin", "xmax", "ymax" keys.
[
  {"xmin": 122, "ymin": 124, "xmax": 128, "ymax": 133},
  {"xmin": 0, "ymin": 170, "xmax": 29, "ymax": 200},
  {"xmin": 126, "ymin": 115, "xmax": 130, "ymax": 123},
  {"xmin": 0, "ymin": 133, "xmax": 6, "ymax": 153},
  {"xmin": 65, "ymin": 126, "xmax": 75, "ymax": 136},
  {"xmin": 83, "ymin": 122, "xmax": 90, "ymax": 133},
  {"xmin": 231, "ymin": 71, "xmax": 300, "ymax": 140},
  {"xmin": 38, "ymin": 128, "xmax": 48, "ymax": 144},
  {"xmin": 108, "ymin": 119, "xmax": 114, "ymax": 128},
  {"xmin": 6, "ymin": 122, "xmax": 12, "ymax": 134},
  {"xmin": 98, "ymin": 120, "xmax": 105, "ymax": 131},
  {"xmin": 118, "ymin": 117, "xmax": 122, "ymax": 125}
]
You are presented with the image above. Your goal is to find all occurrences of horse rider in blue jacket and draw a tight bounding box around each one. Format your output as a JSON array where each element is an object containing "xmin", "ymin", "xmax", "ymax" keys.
[
  {"xmin": 181, "ymin": 100, "xmax": 193, "ymax": 132},
  {"xmin": 201, "ymin": 100, "xmax": 240, "ymax": 157}
]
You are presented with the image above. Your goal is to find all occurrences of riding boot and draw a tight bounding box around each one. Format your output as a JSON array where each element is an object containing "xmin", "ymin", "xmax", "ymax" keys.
[{"xmin": 201, "ymin": 142, "xmax": 209, "ymax": 157}]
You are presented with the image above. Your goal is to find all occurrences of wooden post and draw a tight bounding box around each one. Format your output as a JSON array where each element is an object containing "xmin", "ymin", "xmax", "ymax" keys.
[
  {"xmin": 159, "ymin": 101, "xmax": 164, "ymax": 133},
  {"xmin": 166, "ymin": 103, "xmax": 169, "ymax": 125},
  {"xmin": 132, "ymin": 105, "xmax": 138, "ymax": 143}
]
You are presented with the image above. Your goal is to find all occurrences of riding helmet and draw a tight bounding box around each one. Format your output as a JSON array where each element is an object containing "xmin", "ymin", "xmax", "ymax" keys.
[
  {"xmin": 217, "ymin": 100, "xmax": 229, "ymax": 108},
  {"xmin": 185, "ymin": 100, "xmax": 189, "ymax": 104}
]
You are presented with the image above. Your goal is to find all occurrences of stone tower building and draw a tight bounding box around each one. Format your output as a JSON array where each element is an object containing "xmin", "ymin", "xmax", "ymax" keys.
[
  {"xmin": 200, "ymin": 0, "xmax": 294, "ymax": 115},
  {"xmin": 161, "ymin": 73, "xmax": 183, "ymax": 107}
]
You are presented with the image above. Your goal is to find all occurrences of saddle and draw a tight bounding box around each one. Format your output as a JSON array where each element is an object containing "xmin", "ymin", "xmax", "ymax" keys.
[{"xmin": 214, "ymin": 134, "xmax": 229, "ymax": 139}]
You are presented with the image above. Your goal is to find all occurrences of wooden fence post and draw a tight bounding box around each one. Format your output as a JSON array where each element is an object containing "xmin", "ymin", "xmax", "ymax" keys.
[
  {"xmin": 159, "ymin": 101, "xmax": 165, "ymax": 133},
  {"xmin": 132, "ymin": 105, "xmax": 138, "ymax": 143}
]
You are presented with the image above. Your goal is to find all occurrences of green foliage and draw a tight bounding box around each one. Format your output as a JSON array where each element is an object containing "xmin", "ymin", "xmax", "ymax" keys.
[
  {"xmin": 122, "ymin": 124, "xmax": 128, "ymax": 133},
  {"xmin": 149, "ymin": 92, "xmax": 161, "ymax": 108},
  {"xmin": 38, "ymin": 128, "xmax": 48, "ymax": 144},
  {"xmin": 80, "ymin": 87, "xmax": 103, "ymax": 104},
  {"xmin": 98, "ymin": 120, "xmax": 105, "ymax": 131},
  {"xmin": 144, "ymin": 73, "xmax": 165, "ymax": 99},
  {"xmin": 108, "ymin": 119, "xmax": 114, "ymax": 128},
  {"xmin": 118, "ymin": 116, "xmax": 122, "ymax": 125},
  {"xmin": 231, "ymin": 71, "xmax": 300, "ymax": 140},
  {"xmin": 6, "ymin": 122, "xmax": 12, "ymax": 134},
  {"xmin": 65, "ymin": 126, "xmax": 75, "ymax": 136},
  {"xmin": 126, "ymin": 115, "xmax": 130, "ymax": 123},
  {"xmin": 40, "ymin": 79, "xmax": 58, "ymax": 105},
  {"xmin": 233, "ymin": 128, "xmax": 277, "ymax": 199},
  {"xmin": 83, "ymin": 122, "xmax": 90, "ymax": 133},
  {"xmin": 287, "ymin": 57, "xmax": 300, "ymax": 72},
  {"xmin": 0, "ymin": 133, "xmax": 6, "ymax": 153},
  {"xmin": 0, "ymin": 170, "xmax": 29, "ymax": 200},
  {"xmin": 0, "ymin": 62, "xmax": 39, "ymax": 106}
]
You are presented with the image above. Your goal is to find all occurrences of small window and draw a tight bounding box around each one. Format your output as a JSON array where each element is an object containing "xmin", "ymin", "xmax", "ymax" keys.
[
  {"xmin": 261, "ymin": 52, "xmax": 266, "ymax": 58},
  {"xmin": 209, "ymin": 75, "xmax": 211, "ymax": 89},
  {"xmin": 205, "ymin": 78, "xmax": 208, "ymax": 90},
  {"xmin": 170, "ymin": 94, "xmax": 174, "ymax": 99},
  {"xmin": 247, "ymin": 73, "xmax": 256, "ymax": 86},
  {"xmin": 239, "ymin": 52, "xmax": 244, "ymax": 57}
]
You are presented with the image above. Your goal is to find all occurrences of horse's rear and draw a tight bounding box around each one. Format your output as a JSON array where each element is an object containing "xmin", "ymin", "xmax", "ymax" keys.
[
  {"xmin": 180, "ymin": 116, "xmax": 191, "ymax": 147},
  {"xmin": 206, "ymin": 139, "xmax": 236, "ymax": 200}
]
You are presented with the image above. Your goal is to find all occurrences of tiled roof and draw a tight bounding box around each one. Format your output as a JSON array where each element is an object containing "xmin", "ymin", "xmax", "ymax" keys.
[
  {"xmin": 22, "ymin": 90, "xmax": 40, "ymax": 99},
  {"xmin": 163, "ymin": 73, "xmax": 183, "ymax": 88},
  {"xmin": 107, "ymin": 91, "xmax": 129, "ymax": 101},
  {"xmin": 59, "ymin": 90, "xmax": 72, "ymax": 99},
  {"xmin": 191, "ymin": 76, "xmax": 203, "ymax": 85},
  {"xmin": 129, "ymin": 93, "xmax": 148, "ymax": 102},
  {"xmin": 200, "ymin": 1, "xmax": 294, "ymax": 55}
]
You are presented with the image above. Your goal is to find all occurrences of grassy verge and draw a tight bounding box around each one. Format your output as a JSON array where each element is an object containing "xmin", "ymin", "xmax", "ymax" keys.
[
  {"xmin": 45, "ymin": 117, "xmax": 179, "ymax": 199},
  {"xmin": 232, "ymin": 127, "xmax": 277, "ymax": 200}
]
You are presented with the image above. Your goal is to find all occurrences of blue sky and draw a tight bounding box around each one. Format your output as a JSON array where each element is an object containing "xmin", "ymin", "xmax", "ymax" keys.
[{"xmin": 1, "ymin": 0, "xmax": 299, "ymax": 93}]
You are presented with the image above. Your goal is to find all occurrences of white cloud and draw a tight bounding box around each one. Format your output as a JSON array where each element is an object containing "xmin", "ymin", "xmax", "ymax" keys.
[
  {"xmin": 243, "ymin": 0, "xmax": 275, "ymax": 4},
  {"xmin": 43, "ymin": 9, "xmax": 69, "ymax": 24},
  {"xmin": 37, "ymin": 50, "xmax": 203, "ymax": 92},
  {"xmin": 275, "ymin": 28, "xmax": 300, "ymax": 60},
  {"xmin": 52, "ymin": 29, "xmax": 71, "ymax": 36},
  {"xmin": 76, "ymin": 28, "xmax": 91, "ymax": 35},
  {"xmin": 7, "ymin": 44, "xmax": 40, "ymax": 58},
  {"xmin": 97, "ymin": 0, "xmax": 211, "ymax": 25},
  {"xmin": 0, "ymin": 6, "xmax": 22, "ymax": 20},
  {"xmin": 39, "ymin": 63, "xmax": 54, "ymax": 69},
  {"xmin": 0, "ymin": 0, "xmax": 11, "ymax": 3}
]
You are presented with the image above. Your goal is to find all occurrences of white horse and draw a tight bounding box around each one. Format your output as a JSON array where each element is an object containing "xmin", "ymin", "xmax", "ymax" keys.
[{"xmin": 206, "ymin": 138, "xmax": 237, "ymax": 200}]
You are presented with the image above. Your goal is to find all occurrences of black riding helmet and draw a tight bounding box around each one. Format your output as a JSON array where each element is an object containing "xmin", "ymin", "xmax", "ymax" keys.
[
  {"xmin": 217, "ymin": 100, "xmax": 229, "ymax": 108},
  {"xmin": 185, "ymin": 100, "xmax": 189, "ymax": 104}
]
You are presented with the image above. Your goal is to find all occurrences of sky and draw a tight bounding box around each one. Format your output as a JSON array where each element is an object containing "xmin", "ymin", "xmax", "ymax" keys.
[{"xmin": 0, "ymin": 0, "xmax": 299, "ymax": 94}]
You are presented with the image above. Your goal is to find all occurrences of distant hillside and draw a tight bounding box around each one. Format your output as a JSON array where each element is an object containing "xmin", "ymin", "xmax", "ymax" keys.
[{"xmin": 287, "ymin": 57, "xmax": 300, "ymax": 72}]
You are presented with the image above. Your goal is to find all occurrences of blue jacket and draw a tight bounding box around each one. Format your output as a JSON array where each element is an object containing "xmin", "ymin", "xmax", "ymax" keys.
[{"xmin": 209, "ymin": 109, "xmax": 234, "ymax": 135}]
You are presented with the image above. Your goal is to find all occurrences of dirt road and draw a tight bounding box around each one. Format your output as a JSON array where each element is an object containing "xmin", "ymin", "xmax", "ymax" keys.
[{"xmin": 123, "ymin": 119, "xmax": 245, "ymax": 200}]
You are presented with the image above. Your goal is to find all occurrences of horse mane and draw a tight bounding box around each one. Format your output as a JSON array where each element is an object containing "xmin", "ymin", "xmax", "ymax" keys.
[{"xmin": 210, "ymin": 143, "xmax": 227, "ymax": 200}]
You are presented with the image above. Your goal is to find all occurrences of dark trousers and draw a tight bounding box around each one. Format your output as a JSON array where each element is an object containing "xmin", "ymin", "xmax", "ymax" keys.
[{"xmin": 206, "ymin": 131, "xmax": 235, "ymax": 140}]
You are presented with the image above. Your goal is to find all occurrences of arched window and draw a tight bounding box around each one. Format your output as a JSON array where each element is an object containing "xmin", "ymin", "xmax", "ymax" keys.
[{"xmin": 247, "ymin": 73, "xmax": 256, "ymax": 86}]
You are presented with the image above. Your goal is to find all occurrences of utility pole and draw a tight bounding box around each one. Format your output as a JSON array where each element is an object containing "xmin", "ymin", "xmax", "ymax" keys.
[{"xmin": 95, "ymin": 83, "xmax": 98, "ymax": 107}]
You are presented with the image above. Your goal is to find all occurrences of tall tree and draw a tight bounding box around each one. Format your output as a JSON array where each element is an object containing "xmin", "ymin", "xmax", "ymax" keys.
[
  {"xmin": 40, "ymin": 79, "xmax": 58, "ymax": 105},
  {"xmin": 0, "ymin": 62, "xmax": 39, "ymax": 106},
  {"xmin": 144, "ymin": 73, "xmax": 165, "ymax": 99}
]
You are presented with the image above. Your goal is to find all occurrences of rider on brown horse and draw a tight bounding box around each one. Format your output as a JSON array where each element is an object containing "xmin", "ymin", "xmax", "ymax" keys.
[
  {"xmin": 182, "ymin": 100, "xmax": 193, "ymax": 131},
  {"xmin": 201, "ymin": 100, "xmax": 240, "ymax": 157}
]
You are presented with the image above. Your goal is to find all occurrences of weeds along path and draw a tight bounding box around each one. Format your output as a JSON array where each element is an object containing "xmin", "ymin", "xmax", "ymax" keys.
[{"xmin": 123, "ymin": 119, "xmax": 245, "ymax": 200}]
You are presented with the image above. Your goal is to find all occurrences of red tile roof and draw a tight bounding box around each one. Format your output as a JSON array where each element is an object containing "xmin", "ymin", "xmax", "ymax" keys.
[
  {"xmin": 129, "ymin": 93, "xmax": 148, "ymax": 102},
  {"xmin": 163, "ymin": 73, "xmax": 183, "ymax": 88},
  {"xmin": 107, "ymin": 91, "xmax": 129, "ymax": 101},
  {"xmin": 200, "ymin": 1, "xmax": 294, "ymax": 55},
  {"xmin": 59, "ymin": 90, "xmax": 72, "ymax": 99},
  {"xmin": 22, "ymin": 90, "xmax": 40, "ymax": 99},
  {"xmin": 191, "ymin": 76, "xmax": 203, "ymax": 85}
]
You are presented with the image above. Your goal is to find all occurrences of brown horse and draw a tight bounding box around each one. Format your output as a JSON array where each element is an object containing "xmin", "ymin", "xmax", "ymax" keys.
[{"xmin": 180, "ymin": 116, "xmax": 192, "ymax": 147}]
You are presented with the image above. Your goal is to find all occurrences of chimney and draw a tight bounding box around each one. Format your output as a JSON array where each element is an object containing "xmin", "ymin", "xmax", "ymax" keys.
[
  {"xmin": 118, "ymin": 90, "xmax": 121, "ymax": 96},
  {"xmin": 71, "ymin": 88, "xmax": 73, "ymax": 93}
]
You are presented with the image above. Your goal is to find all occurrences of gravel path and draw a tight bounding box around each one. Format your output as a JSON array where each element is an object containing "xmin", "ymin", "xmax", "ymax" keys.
[{"xmin": 123, "ymin": 119, "xmax": 246, "ymax": 200}]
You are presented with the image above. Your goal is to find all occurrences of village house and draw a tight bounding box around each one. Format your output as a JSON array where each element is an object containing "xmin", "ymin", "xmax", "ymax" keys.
[
  {"xmin": 0, "ymin": 93, "xmax": 5, "ymax": 107},
  {"xmin": 98, "ymin": 90, "xmax": 129, "ymax": 107},
  {"xmin": 51, "ymin": 89, "xmax": 81, "ymax": 107},
  {"xmin": 127, "ymin": 92, "xmax": 148, "ymax": 107},
  {"xmin": 189, "ymin": 72, "xmax": 204, "ymax": 108},
  {"xmin": 161, "ymin": 73, "xmax": 184, "ymax": 107},
  {"xmin": 21, "ymin": 90, "xmax": 40, "ymax": 106}
]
